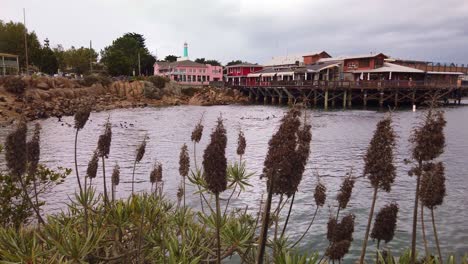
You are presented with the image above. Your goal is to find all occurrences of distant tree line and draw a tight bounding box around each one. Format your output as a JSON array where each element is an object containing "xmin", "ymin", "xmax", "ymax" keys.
[{"xmin": 1, "ymin": 19, "xmax": 251, "ymax": 76}]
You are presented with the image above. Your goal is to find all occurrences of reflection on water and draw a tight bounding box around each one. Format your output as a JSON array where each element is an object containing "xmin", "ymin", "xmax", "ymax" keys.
[{"xmin": 1, "ymin": 104, "xmax": 467, "ymax": 262}]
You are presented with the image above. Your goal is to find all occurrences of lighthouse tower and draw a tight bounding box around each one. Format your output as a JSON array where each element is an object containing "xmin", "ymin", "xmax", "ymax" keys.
[
  {"xmin": 184, "ymin": 42, "xmax": 188, "ymax": 58},
  {"xmin": 178, "ymin": 42, "xmax": 189, "ymax": 61}
]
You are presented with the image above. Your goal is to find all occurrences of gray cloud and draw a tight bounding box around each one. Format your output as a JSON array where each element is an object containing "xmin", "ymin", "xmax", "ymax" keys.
[{"xmin": 1, "ymin": 0, "xmax": 467, "ymax": 64}]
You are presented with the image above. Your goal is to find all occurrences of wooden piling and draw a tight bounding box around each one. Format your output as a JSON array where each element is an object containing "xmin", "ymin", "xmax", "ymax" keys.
[
  {"xmin": 343, "ymin": 90, "xmax": 347, "ymax": 109},
  {"xmin": 313, "ymin": 89, "xmax": 317, "ymax": 107},
  {"xmin": 363, "ymin": 90, "xmax": 367, "ymax": 108},
  {"xmin": 249, "ymin": 90, "xmax": 255, "ymax": 102},
  {"xmin": 324, "ymin": 88, "xmax": 329, "ymax": 110},
  {"xmin": 379, "ymin": 90, "xmax": 384, "ymax": 109},
  {"xmin": 394, "ymin": 90, "xmax": 399, "ymax": 108},
  {"xmin": 331, "ymin": 91, "xmax": 336, "ymax": 108},
  {"xmin": 347, "ymin": 88, "xmax": 352, "ymax": 108}
]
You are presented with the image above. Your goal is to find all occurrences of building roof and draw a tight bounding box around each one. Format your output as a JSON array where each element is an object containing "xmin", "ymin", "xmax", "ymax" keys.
[
  {"xmin": 386, "ymin": 58, "xmax": 428, "ymax": 64},
  {"xmin": 264, "ymin": 53, "xmax": 308, "ymax": 67},
  {"xmin": 302, "ymin": 51, "xmax": 331, "ymax": 57},
  {"xmin": 350, "ymin": 62, "xmax": 425, "ymax": 73},
  {"xmin": 155, "ymin": 60, "xmax": 207, "ymax": 69},
  {"xmin": 306, "ymin": 61, "xmax": 341, "ymax": 72},
  {"xmin": 225, "ymin": 63, "xmax": 261, "ymax": 68},
  {"xmin": 342, "ymin": 53, "xmax": 388, "ymax": 60},
  {"xmin": 427, "ymin": 71, "xmax": 464, "ymax": 75},
  {"xmin": 247, "ymin": 67, "xmax": 298, "ymax": 77},
  {"xmin": 0, "ymin": 52, "xmax": 19, "ymax": 58}
]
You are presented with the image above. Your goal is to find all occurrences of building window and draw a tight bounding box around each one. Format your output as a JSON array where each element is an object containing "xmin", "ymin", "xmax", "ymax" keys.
[
  {"xmin": 360, "ymin": 59, "xmax": 370, "ymax": 68},
  {"xmin": 347, "ymin": 62, "xmax": 357, "ymax": 69}
]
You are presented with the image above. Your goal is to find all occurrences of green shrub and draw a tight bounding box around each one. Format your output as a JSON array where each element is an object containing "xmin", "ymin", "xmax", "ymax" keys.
[
  {"xmin": 147, "ymin": 76, "xmax": 169, "ymax": 89},
  {"xmin": 143, "ymin": 83, "xmax": 162, "ymax": 100},
  {"xmin": 181, "ymin": 87, "xmax": 200, "ymax": 97},
  {"xmin": 81, "ymin": 74, "xmax": 112, "ymax": 87},
  {"xmin": 4, "ymin": 77, "xmax": 26, "ymax": 94}
]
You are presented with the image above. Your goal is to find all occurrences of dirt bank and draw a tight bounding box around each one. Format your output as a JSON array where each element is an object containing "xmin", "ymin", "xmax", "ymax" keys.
[{"xmin": 0, "ymin": 78, "xmax": 248, "ymax": 125}]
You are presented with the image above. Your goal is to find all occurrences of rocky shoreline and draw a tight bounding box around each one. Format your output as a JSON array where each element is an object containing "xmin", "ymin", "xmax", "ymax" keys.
[{"xmin": 0, "ymin": 78, "xmax": 249, "ymax": 125}]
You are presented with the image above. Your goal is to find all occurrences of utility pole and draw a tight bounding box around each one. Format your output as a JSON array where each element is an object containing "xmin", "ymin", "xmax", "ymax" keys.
[
  {"xmin": 90, "ymin": 40, "xmax": 93, "ymax": 73},
  {"xmin": 138, "ymin": 51, "xmax": 141, "ymax": 76},
  {"xmin": 23, "ymin": 8, "xmax": 29, "ymax": 75}
]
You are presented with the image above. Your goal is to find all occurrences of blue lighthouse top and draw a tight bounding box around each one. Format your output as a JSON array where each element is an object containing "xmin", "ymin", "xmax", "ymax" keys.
[{"xmin": 183, "ymin": 42, "xmax": 188, "ymax": 58}]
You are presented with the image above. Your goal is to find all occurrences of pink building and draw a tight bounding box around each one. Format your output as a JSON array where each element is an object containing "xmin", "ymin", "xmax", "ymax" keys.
[
  {"xmin": 154, "ymin": 60, "xmax": 223, "ymax": 85},
  {"xmin": 153, "ymin": 42, "xmax": 223, "ymax": 85}
]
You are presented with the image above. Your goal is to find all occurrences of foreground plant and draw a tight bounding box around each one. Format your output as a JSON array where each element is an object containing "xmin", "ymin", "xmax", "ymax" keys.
[
  {"xmin": 97, "ymin": 118, "xmax": 112, "ymax": 206},
  {"xmin": 111, "ymin": 163, "xmax": 120, "ymax": 202},
  {"xmin": 5, "ymin": 120, "xmax": 44, "ymax": 225},
  {"xmin": 132, "ymin": 135, "xmax": 148, "ymax": 194},
  {"xmin": 179, "ymin": 143, "xmax": 190, "ymax": 207},
  {"xmin": 420, "ymin": 162, "xmax": 446, "ymax": 263},
  {"xmin": 291, "ymin": 177, "xmax": 327, "ymax": 248},
  {"xmin": 360, "ymin": 116, "xmax": 397, "ymax": 263},
  {"xmin": 202, "ymin": 117, "xmax": 228, "ymax": 264},
  {"xmin": 73, "ymin": 107, "xmax": 91, "ymax": 194},
  {"xmin": 258, "ymin": 107, "xmax": 312, "ymax": 263},
  {"xmin": 409, "ymin": 110, "xmax": 446, "ymax": 264},
  {"xmin": 371, "ymin": 202, "xmax": 399, "ymax": 250},
  {"xmin": 2, "ymin": 121, "xmax": 68, "ymax": 228}
]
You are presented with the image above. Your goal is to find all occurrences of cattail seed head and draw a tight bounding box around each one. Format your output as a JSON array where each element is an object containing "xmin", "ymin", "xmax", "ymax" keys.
[
  {"xmin": 326, "ymin": 217, "xmax": 338, "ymax": 241},
  {"xmin": 263, "ymin": 108, "xmax": 311, "ymax": 197},
  {"xmin": 337, "ymin": 175, "xmax": 355, "ymax": 210},
  {"xmin": 364, "ymin": 116, "xmax": 396, "ymax": 192},
  {"xmin": 27, "ymin": 123, "xmax": 41, "ymax": 176},
  {"xmin": 326, "ymin": 214, "xmax": 355, "ymax": 260},
  {"xmin": 314, "ymin": 180, "xmax": 327, "ymax": 207},
  {"xmin": 150, "ymin": 162, "xmax": 163, "ymax": 184},
  {"xmin": 5, "ymin": 120, "xmax": 28, "ymax": 178},
  {"xmin": 135, "ymin": 136, "xmax": 147, "ymax": 163},
  {"xmin": 203, "ymin": 117, "xmax": 228, "ymax": 194},
  {"xmin": 371, "ymin": 202, "xmax": 399, "ymax": 244},
  {"xmin": 420, "ymin": 162, "xmax": 446, "ymax": 209},
  {"xmin": 326, "ymin": 240, "xmax": 352, "ymax": 261},
  {"xmin": 111, "ymin": 164, "xmax": 120, "ymax": 186},
  {"xmin": 97, "ymin": 119, "xmax": 112, "ymax": 158},
  {"xmin": 179, "ymin": 143, "xmax": 190, "ymax": 177},
  {"xmin": 86, "ymin": 151, "xmax": 99, "ymax": 180},
  {"xmin": 236, "ymin": 129, "xmax": 246, "ymax": 157},
  {"xmin": 177, "ymin": 184, "xmax": 184, "ymax": 203},
  {"xmin": 74, "ymin": 106, "xmax": 91, "ymax": 130},
  {"xmin": 410, "ymin": 110, "xmax": 446, "ymax": 162},
  {"xmin": 191, "ymin": 119, "xmax": 204, "ymax": 143}
]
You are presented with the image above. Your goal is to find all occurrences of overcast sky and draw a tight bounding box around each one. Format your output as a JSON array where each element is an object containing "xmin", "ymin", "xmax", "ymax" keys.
[{"xmin": 2, "ymin": 0, "xmax": 468, "ymax": 64}]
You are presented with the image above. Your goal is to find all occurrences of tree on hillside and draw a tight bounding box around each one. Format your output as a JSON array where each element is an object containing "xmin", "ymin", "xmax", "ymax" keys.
[
  {"xmin": 205, "ymin": 59, "xmax": 221, "ymax": 66},
  {"xmin": 0, "ymin": 20, "xmax": 42, "ymax": 70},
  {"xmin": 164, "ymin": 55, "xmax": 178, "ymax": 62},
  {"xmin": 194, "ymin": 58, "xmax": 206, "ymax": 64},
  {"xmin": 195, "ymin": 58, "xmax": 221, "ymax": 66},
  {"xmin": 53, "ymin": 44, "xmax": 66, "ymax": 70},
  {"xmin": 226, "ymin": 60, "xmax": 246, "ymax": 66},
  {"xmin": 64, "ymin": 46, "xmax": 97, "ymax": 75},
  {"xmin": 101, "ymin": 33, "xmax": 155, "ymax": 76},
  {"xmin": 40, "ymin": 47, "xmax": 58, "ymax": 74}
]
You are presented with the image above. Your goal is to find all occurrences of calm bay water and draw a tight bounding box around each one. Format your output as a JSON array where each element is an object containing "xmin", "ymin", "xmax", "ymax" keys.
[{"xmin": 1, "ymin": 104, "xmax": 467, "ymax": 262}]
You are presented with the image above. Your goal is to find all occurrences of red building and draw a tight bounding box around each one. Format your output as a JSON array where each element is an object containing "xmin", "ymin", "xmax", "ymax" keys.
[
  {"xmin": 225, "ymin": 63, "xmax": 263, "ymax": 85},
  {"xmin": 343, "ymin": 53, "xmax": 388, "ymax": 72},
  {"xmin": 303, "ymin": 51, "xmax": 332, "ymax": 65}
]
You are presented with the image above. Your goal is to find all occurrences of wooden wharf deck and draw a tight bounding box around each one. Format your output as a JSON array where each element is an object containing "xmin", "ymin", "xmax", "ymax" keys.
[{"xmin": 230, "ymin": 80, "xmax": 468, "ymax": 109}]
